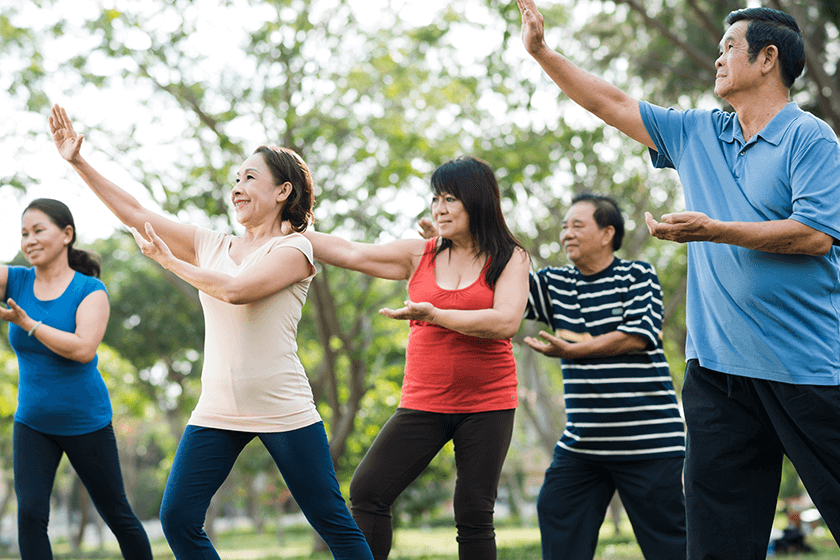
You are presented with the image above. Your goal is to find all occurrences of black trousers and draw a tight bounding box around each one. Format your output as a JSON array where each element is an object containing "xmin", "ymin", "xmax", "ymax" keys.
[
  {"xmin": 537, "ymin": 450, "xmax": 686, "ymax": 559},
  {"xmin": 683, "ymin": 360, "xmax": 840, "ymax": 559},
  {"xmin": 13, "ymin": 422, "xmax": 152, "ymax": 560},
  {"xmin": 349, "ymin": 407, "xmax": 515, "ymax": 560}
]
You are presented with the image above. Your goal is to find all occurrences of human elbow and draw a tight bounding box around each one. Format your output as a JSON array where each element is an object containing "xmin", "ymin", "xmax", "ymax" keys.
[
  {"xmin": 809, "ymin": 235, "xmax": 834, "ymax": 256},
  {"xmin": 492, "ymin": 319, "xmax": 522, "ymax": 340},
  {"xmin": 219, "ymin": 289, "xmax": 254, "ymax": 305},
  {"xmin": 72, "ymin": 348, "xmax": 98, "ymax": 364},
  {"xmin": 213, "ymin": 279, "xmax": 258, "ymax": 305}
]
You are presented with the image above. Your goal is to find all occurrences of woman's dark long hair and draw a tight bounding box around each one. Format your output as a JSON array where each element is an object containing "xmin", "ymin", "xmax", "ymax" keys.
[
  {"xmin": 430, "ymin": 156, "xmax": 525, "ymax": 288},
  {"xmin": 24, "ymin": 198, "xmax": 101, "ymax": 278}
]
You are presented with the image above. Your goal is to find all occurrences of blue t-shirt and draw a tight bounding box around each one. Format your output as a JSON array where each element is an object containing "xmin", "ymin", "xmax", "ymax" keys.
[
  {"xmin": 526, "ymin": 258, "xmax": 685, "ymax": 461},
  {"xmin": 5, "ymin": 267, "xmax": 112, "ymax": 435},
  {"xmin": 640, "ymin": 100, "xmax": 840, "ymax": 385}
]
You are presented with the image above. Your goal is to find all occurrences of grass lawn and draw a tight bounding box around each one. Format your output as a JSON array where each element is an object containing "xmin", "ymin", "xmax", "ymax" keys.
[{"xmin": 26, "ymin": 522, "xmax": 840, "ymax": 559}]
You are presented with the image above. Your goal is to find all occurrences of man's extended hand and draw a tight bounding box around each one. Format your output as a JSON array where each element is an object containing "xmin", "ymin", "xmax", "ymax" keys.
[
  {"xmin": 523, "ymin": 330, "xmax": 574, "ymax": 358},
  {"xmin": 645, "ymin": 211, "xmax": 718, "ymax": 243},
  {"xmin": 516, "ymin": 0, "xmax": 548, "ymax": 57}
]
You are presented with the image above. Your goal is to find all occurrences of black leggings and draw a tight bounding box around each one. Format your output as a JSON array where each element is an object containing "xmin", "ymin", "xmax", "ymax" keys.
[
  {"xmin": 349, "ymin": 407, "xmax": 515, "ymax": 560},
  {"xmin": 13, "ymin": 422, "xmax": 152, "ymax": 560}
]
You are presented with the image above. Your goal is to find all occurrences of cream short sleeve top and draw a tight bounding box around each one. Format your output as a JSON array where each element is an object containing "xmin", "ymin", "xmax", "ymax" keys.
[{"xmin": 187, "ymin": 227, "xmax": 321, "ymax": 432}]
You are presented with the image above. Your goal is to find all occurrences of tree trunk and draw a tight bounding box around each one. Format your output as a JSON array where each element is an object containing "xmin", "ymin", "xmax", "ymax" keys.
[
  {"xmin": 72, "ymin": 476, "xmax": 91, "ymax": 551},
  {"xmin": 607, "ymin": 492, "xmax": 623, "ymax": 535},
  {"xmin": 0, "ymin": 477, "xmax": 15, "ymax": 522},
  {"xmin": 246, "ymin": 475, "xmax": 264, "ymax": 534}
]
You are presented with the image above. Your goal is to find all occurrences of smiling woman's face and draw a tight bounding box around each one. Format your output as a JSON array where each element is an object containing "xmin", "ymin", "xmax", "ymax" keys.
[
  {"xmin": 20, "ymin": 208, "xmax": 72, "ymax": 267},
  {"xmin": 231, "ymin": 152, "xmax": 286, "ymax": 227}
]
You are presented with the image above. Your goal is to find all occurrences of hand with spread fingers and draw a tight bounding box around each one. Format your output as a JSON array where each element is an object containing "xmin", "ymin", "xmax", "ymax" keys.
[
  {"xmin": 0, "ymin": 298, "xmax": 32, "ymax": 330},
  {"xmin": 48, "ymin": 104, "xmax": 85, "ymax": 163},
  {"xmin": 129, "ymin": 222, "xmax": 176, "ymax": 269},
  {"xmin": 523, "ymin": 330, "xmax": 573, "ymax": 358}
]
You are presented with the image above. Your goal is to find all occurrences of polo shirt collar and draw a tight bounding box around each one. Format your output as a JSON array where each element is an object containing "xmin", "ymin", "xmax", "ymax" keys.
[{"xmin": 719, "ymin": 101, "xmax": 800, "ymax": 147}]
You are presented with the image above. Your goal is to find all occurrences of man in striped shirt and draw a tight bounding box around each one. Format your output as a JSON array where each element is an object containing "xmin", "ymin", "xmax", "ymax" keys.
[{"xmin": 524, "ymin": 193, "xmax": 685, "ymax": 559}]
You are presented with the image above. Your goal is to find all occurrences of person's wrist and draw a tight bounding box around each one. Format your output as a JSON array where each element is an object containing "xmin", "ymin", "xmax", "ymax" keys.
[
  {"xmin": 528, "ymin": 41, "xmax": 550, "ymax": 59},
  {"xmin": 27, "ymin": 320, "xmax": 43, "ymax": 337}
]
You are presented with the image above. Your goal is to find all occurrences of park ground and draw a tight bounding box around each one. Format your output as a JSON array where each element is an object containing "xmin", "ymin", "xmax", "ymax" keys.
[{"xmin": 16, "ymin": 517, "xmax": 840, "ymax": 560}]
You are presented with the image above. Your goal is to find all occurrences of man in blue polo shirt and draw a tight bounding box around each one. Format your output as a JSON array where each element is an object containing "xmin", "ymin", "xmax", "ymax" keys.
[
  {"xmin": 525, "ymin": 193, "xmax": 686, "ymax": 559},
  {"xmin": 517, "ymin": 0, "xmax": 840, "ymax": 557}
]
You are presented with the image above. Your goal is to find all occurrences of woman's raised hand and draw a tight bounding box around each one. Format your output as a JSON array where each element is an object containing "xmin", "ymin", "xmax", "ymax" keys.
[
  {"xmin": 48, "ymin": 104, "xmax": 84, "ymax": 163},
  {"xmin": 0, "ymin": 298, "xmax": 32, "ymax": 329},
  {"xmin": 130, "ymin": 222, "xmax": 176, "ymax": 269}
]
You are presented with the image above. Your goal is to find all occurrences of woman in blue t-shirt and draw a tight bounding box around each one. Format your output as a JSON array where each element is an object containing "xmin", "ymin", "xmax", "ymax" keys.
[{"xmin": 0, "ymin": 198, "xmax": 152, "ymax": 560}]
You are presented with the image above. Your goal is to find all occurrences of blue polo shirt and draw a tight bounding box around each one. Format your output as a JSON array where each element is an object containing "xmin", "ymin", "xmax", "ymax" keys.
[{"xmin": 640, "ymin": 101, "xmax": 840, "ymax": 385}]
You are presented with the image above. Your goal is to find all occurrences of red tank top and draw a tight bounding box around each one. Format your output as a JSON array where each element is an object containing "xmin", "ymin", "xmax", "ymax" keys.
[{"xmin": 399, "ymin": 238, "xmax": 518, "ymax": 413}]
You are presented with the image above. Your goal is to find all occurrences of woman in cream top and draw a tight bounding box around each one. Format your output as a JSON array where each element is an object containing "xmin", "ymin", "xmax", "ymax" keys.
[
  {"xmin": 190, "ymin": 228, "xmax": 320, "ymax": 432},
  {"xmin": 50, "ymin": 104, "xmax": 373, "ymax": 560}
]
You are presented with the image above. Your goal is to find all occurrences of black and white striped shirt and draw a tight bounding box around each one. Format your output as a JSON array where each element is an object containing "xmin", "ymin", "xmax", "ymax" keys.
[{"xmin": 526, "ymin": 258, "xmax": 685, "ymax": 460}]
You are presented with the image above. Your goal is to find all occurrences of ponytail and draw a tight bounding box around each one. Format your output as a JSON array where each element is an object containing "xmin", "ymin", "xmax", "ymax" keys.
[{"xmin": 68, "ymin": 247, "xmax": 101, "ymax": 278}]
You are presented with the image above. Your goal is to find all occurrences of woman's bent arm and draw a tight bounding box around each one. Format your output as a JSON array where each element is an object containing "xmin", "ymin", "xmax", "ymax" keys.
[
  {"xmin": 381, "ymin": 248, "xmax": 531, "ymax": 339},
  {"xmin": 134, "ymin": 223, "xmax": 311, "ymax": 304},
  {"xmin": 17, "ymin": 290, "xmax": 110, "ymax": 363}
]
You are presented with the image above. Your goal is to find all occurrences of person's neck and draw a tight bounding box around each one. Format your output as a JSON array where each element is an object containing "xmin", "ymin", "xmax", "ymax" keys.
[
  {"xmin": 241, "ymin": 219, "xmax": 284, "ymax": 245},
  {"xmin": 729, "ymin": 87, "xmax": 790, "ymax": 142},
  {"xmin": 35, "ymin": 258, "xmax": 73, "ymax": 284},
  {"xmin": 574, "ymin": 253, "xmax": 614, "ymax": 276},
  {"xmin": 445, "ymin": 235, "xmax": 479, "ymax": 258}
]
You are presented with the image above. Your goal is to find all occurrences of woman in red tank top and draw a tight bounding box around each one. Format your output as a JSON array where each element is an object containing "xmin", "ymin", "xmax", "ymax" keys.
[{"xmin": 303, "ymin": 155, "xmax": 530, "ymax": 560}]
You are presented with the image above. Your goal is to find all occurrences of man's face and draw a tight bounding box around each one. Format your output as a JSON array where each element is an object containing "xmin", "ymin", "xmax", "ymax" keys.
[
  {"xmin": 561, "ymin": 202, "xmax": 610, "ymax": 265},
  {"xmin": 714, "ymin": 20, "xmax": 761, "ymax": 100}
]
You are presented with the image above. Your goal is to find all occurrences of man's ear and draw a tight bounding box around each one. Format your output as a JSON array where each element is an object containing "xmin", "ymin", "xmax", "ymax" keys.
[
  {"xmin": 760, "ymin": 44, "xmax": 780, "ymax": 77},
  {"xmin": 602, "ymin": 225, "xmax": 615, "ymax": 248}
]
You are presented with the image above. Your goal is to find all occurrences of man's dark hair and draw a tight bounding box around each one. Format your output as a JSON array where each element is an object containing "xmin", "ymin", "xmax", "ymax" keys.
[
  {"xmin": 571, "ymin": 192, "xmax": 625, "ymax": 251},
  {"xmin": 725, "ymin": 8, "xmax": 804, "ymax": 89}
]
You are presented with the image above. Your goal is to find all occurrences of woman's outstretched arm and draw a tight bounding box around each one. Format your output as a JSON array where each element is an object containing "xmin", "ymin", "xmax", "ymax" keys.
[
  {"xmin": 1, "ymin": 291, "xmax": 109, "ymax": 363},
  {"xmin": 303, "ymin": 229, "xmax": 426, "ymax": 281},
  {"xmin": 49, "ymin": 104, "xmax": 198, "ymax": 264}
]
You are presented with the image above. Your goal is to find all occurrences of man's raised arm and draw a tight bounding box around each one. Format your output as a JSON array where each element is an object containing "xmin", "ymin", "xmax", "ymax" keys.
[{"xmin": 517, "ymin": 0, "xmax": 656, "ymax": 150}]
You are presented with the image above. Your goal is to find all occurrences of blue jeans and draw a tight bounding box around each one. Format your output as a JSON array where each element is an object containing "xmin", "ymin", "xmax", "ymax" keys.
[
  {"xmin": 160, "ymin": 422, "xmax": 372, "ymax": 560},
  {"xmin": 13, "ymin": 422, "xmax": 152, "ymax": 560}
]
